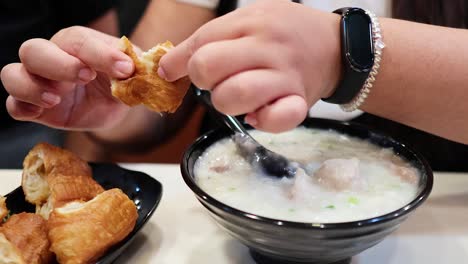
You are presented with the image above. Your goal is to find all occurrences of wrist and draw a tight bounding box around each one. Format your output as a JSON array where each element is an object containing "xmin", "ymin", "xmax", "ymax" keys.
[
  {"xmin": 322, "ymin": 8, "xmax": 384, "ymax": 110},
  {"xmin": 84, "ymin": 106, "xmax": 162, "ymax": 152},
  {"xmin": 84, "ymin": 128, "xmax": 156, "ymax": 153},
  {"xmin": 322, "ymin": 13, "xmax": 344, "ymax": 99}
]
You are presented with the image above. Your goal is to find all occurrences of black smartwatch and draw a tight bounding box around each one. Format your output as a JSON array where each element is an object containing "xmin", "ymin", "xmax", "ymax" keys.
[{"xmin": 322, "ymin": 7, "xmax": 375, "ymax": 104}]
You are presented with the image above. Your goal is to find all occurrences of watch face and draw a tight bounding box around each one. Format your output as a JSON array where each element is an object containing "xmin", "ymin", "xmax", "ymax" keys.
[{"xmin": 344, "ymin": 9, "xmax": 374, "ymax": 71}]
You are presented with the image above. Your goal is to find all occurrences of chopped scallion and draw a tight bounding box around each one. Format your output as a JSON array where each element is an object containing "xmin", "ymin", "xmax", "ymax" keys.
[{"xmin": 348, "ymin": 197, "xmax": 359, "ymax": 205}]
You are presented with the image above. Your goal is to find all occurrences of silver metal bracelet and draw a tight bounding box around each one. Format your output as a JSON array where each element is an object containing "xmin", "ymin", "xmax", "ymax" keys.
[{"xmin": 340, "ymin": 10, "xmax": 385, "ymax": 112}]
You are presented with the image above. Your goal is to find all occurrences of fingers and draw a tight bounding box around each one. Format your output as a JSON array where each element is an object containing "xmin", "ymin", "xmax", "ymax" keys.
[
  {"xmin": 1, "ymin": 63, "xmax": 61, "ymax": 108},
  {"xmin": 210, "ymin": 69, "xmax": 302, "ymax": 116},
  {"xmin": 159, "ymin": 10, "xmax": 247, "ymax": 81},
  {"xmin": 246, "ymin": 95, "xmax": 308, "ymax": 133},
  {"xmin": 187, "ymin": 37, "xmax": 284, "ymax": 90},
  {"xmin": 50, "ymin": 26, "xmax": 134, "ymax": 78},
  {"xmin": 209, "ymin": 68, "xmax": 308, "ymax": 132},
  {"xmin": 19, "ymin": 39, "xmax": 96, "ymax": 84},
  {"xmin": 6, "ymin": 96, "xmax": 44, "ymax": 121}
]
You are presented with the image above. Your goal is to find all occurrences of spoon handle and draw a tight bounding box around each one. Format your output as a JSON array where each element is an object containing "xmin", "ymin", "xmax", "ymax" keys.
[{"xmin": 193, "ymin": 87, "xmax": 249, "ymax": 135}]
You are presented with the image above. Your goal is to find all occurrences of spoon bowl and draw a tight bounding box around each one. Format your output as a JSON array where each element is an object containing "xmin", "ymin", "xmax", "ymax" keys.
[
  {"xmin": 193, "ymin": 87, "xmax": 296, "ymax": 178},
  {"xmin": 232, "ymin": 133, "xmax": 297, "ymax": 178}
]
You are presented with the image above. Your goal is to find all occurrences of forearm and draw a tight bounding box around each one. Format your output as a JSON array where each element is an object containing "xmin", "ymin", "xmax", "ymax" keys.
[
  {"xmin": 71, "ymin": 106, "xmax": 173, "ymax": 161},
  {"xmin": 87, "ymin": 8, "xmax": 119, "ymax": 36},
  {"xmin": 130, "ymin": 0, "xmax": 216, "ymax": 49},
  {"xmin": 86, "ymin": 95, "xmax": 197, "ymax": 153},
  {"xmin": 361, "ymin": 18, "xmax": 468, "ymax": 144}
]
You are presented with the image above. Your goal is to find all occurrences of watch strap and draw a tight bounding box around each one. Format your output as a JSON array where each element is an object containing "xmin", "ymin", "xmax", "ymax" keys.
[{"xmin": 322, "ymin": 7, "xmax": 374, "ymax": 105}]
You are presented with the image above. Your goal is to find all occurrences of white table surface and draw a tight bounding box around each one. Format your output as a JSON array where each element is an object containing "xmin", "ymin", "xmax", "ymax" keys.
[{"xmin": 1, "ymin": 163, "xmax": 468, "ymax": 264}]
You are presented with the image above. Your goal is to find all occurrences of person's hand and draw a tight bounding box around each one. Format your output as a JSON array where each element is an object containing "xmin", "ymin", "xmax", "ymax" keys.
[
  {"xmin": 0, "ymin": 26, "xmax": 135, "ymax": 131},
  {"xmin": 159, "ymin": 0, "xmax": 342, "ymax": 132}
]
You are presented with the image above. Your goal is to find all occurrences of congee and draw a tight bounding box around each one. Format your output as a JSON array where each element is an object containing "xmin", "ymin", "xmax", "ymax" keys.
[{"xmin": 194, "ymin": 127, "xmax": 420, "ymax": 223}]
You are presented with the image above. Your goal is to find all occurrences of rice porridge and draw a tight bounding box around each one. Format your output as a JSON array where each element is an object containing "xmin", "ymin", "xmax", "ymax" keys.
[{"xmin": 194, "ymin": 127, "xmax": 420, "ymax": 223}]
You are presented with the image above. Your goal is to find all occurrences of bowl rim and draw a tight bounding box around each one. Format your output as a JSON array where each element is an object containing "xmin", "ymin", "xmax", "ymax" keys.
[{"xmin": 181, "ymin": 118, "xmax": 434, "ymax": 229}]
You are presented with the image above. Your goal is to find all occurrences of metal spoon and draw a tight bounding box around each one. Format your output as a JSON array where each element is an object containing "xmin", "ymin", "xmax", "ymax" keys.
[{"xmin": 194, "ymin": 87, "xmax": 297, "ymax": 178}]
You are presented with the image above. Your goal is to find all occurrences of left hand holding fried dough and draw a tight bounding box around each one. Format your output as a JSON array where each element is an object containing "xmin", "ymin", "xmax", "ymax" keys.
[
  {"xmin": 158, "ymin": 0, "xmax": 342, "ymax": 133},
  {"xmin": 1, "ymin": 26, "xmax": 189, "ymax": 132},
  {"xmin": 1, "ymin": 27, "xmax": 135, "ymax": 131}
]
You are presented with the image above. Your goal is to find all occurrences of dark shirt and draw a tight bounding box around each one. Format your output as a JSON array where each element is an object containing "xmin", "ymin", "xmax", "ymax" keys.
[{"xmin": 0, "ymin": 0, "xmax": 116, "ymax": 127}]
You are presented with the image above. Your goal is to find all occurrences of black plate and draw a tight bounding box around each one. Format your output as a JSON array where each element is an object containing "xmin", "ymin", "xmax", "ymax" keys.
[{"xmin": 4, "ymin": 163, "xmax": 163, "ymax": 264}]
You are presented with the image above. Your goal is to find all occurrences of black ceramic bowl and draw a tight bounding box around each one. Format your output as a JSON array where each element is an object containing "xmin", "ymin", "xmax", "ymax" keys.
[{"xmin": 181, "ymin": 118, "xmax": 433, "ymax": 264}]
